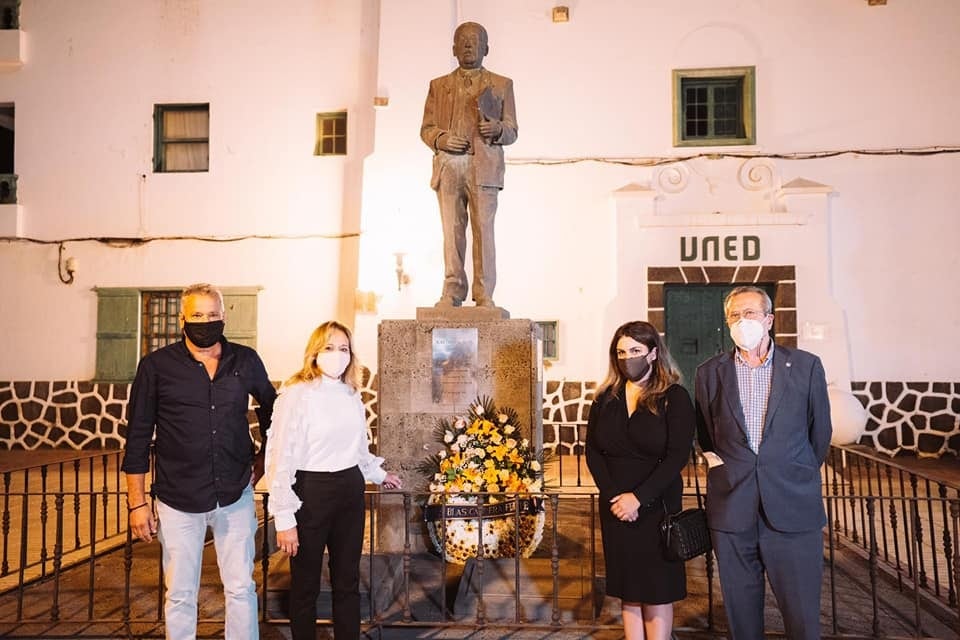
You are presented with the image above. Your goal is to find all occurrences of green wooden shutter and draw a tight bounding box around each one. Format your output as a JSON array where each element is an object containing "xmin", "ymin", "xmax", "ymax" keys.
[
  {"xmin": 95, "ymin": 288, "xmax": 140, "ymax": 382},
  {"xmin": 222, "ymin": 288, "xmax": 260, "ymax": 349}
]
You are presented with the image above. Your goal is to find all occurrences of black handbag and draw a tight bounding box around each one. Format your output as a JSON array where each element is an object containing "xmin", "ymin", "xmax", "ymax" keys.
[
  {"xmin": 661, "ymin": 502, "xmax": 711, "ymax": 561},
  {"xmin": 658, "ymin": 408, "xmax": 712, "ymax": 561}
]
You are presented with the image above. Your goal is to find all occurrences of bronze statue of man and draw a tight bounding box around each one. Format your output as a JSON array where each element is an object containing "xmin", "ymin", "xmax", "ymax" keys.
[{"xmin": 420, "ymin": 22, "xmax": 518, "ymax": 308}]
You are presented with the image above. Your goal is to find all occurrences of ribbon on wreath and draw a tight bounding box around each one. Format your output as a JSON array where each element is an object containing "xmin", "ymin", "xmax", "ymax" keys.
[{"xmin": 423, "ymin": 497, "xmax": 544, "ymax": 521}]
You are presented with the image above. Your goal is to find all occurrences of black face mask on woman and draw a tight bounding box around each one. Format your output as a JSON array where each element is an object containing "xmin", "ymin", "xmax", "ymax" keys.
[
  {"xmin": 183, "ymin": 320, "xmax": 225, "ymax": 348},
  {"xmin": 618, "ymin": 355, "xmax": 650, "ymax": 383}
]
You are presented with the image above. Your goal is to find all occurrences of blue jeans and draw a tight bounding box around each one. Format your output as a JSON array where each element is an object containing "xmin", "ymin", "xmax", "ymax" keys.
[{"xmin": 156, "ymin": 486, "xmax": 259, "ymax": 640}]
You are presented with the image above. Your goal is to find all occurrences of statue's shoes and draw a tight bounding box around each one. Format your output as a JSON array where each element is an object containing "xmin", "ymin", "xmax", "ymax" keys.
[
  {"xmin": 475, "ymin": 298, "xmax": 496, "ymax": 308},
  {"xmin": 435, "ymin": 296, "xmax": 463, "ymax": 308}
]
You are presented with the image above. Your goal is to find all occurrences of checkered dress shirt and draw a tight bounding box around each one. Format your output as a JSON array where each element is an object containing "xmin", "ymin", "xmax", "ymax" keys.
[{"xmin": 734, "ymin": 346, "xmax": 774, "ymax": 453}]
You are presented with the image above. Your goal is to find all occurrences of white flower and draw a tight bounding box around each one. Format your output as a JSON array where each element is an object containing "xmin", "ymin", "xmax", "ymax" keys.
[
  {"xmin": 456, "ymin": 434, "xmax": 469, "ymax": 447},
  {"xmin": 474, "ymin": 404, "xmax": 485, "ymax": 416},
  {"xmin": 529, "ymin": 479, "xmax": 543, "ymax": 492},
  {"xmin": 438, "ymin": 451, "xmax": 447, "ymax": 459},
  {"xmin": 476, "ymin": 448, "xmax": 486, "ymax": 459},
  {"xmin": 454, "ymin": 417, "xmax": 466, "ymax": 429},
  {"xmin": 522, "ymin": 438, "xmax": 529, "ymax": 447},
  {"xmin": 504, "ymin": 425, "xmax": 515, "ymax": 434},
  {"xmin": 443, "ymin": 431, "xmax": 454, "ymax": 443},
  {"xmin": 505, "ymin": 438, "xmax": 517, "ymax": 449},
  {"xmin": 498, "ymin": 413, "xmax": 509, "ymax": 424},
  {"xmin": 451, "ymin": 443, "xmax": 460, "ymax": 452},
  {"xmin": 530, "ymin": 460, "xmax": 541, "ymax": 472}
]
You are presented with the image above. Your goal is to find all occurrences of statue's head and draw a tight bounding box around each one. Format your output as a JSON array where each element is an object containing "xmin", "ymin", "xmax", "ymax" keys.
[{"xmin": 452, "ymin": 22, "xmax": 488, "ymax": 70}]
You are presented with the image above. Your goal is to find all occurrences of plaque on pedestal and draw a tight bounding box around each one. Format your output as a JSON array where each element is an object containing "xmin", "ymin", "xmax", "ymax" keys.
[{"xmin": 430, "ymin": 327, "xmax": 478, "ymax": 408}]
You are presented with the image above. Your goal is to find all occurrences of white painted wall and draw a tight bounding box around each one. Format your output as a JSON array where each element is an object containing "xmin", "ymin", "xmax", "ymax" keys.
[
  {"xmin": 0, "ymin": 0, "xmax": 379, "ymax": 380},
  {"xmin": 1, "ymin": 0, "xmax": 958, "ymax": 385},
  {"xmin": 356, "ymin": 0, "xmax": 960, "ymax": 383}
]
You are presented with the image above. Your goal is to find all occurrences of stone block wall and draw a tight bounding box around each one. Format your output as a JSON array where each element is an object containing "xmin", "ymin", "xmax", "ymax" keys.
[
  {"xmin": 852, "ymin": 381, "xmax": 960, "ymax": 457},
  {"xmin": 1, "ymin": 377, "xmax": 957, "ymax": 459},
  {"xmin": 0, "ymin": 369, "xmax": 379, "ymax": 450}
]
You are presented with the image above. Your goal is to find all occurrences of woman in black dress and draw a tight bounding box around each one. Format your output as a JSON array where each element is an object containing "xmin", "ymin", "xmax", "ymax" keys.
[{"xmin": 586, "ymin": 320, "xmax": 694, "ymax": 640}]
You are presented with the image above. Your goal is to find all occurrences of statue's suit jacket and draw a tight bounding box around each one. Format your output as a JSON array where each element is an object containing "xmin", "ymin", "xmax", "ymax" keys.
[
  {"xmin": 420, "ymin": 68, "xmax": 518, "ymax": 190},
  {"xmin": 695, "ymin": 344, "xmax": 832, "ymax": 534}
]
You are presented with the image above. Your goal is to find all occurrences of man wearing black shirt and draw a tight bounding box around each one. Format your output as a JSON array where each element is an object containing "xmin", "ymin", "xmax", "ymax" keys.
[{"xmin": 122, "ymin": 283, "xmax": 276, "ymax": 640}]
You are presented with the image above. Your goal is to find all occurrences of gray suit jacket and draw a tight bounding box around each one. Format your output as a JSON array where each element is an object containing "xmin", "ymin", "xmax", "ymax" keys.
[
  {"xmin": 420, "ymin": 68, "xmax": 518, "ymax": 189},
  {"xmin": 695, "ymin": 344, "xmax": 832, "ymax": 533}
]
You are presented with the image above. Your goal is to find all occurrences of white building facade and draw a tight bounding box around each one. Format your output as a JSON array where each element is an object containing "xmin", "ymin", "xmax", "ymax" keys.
[{"xmin": 0, "ymin": 0, "xmax": 957, "ymax": 457}]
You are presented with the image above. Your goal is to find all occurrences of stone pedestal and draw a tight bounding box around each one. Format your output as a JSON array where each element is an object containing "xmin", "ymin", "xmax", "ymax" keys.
[{"xmin": 376, "ymin": 310, "xmax": 543, "ymax": 553}]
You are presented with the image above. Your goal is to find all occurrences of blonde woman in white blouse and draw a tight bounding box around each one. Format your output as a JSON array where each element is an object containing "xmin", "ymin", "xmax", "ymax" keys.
[{"xmin": 264, "ymin": 321, "xmax": 401, "ymax": 640}]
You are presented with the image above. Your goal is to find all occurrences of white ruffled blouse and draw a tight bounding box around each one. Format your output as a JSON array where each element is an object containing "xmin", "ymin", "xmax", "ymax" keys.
[{"xmin": 264, "ymin": 376, "xmax": 387, "ymax": 531}]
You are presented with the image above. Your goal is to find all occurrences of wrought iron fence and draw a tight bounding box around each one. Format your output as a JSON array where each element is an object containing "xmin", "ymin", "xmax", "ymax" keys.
[
  {"xmin": 825, "ymin": 446, "xmax": 960, "ymax": 622},
  {"xmin": 0, "ymin": 450, "xmax": 127, "ymax": 593},
  {"xmin": 1, "ymin": 449, "xmax": 958, "ymax": 639}
]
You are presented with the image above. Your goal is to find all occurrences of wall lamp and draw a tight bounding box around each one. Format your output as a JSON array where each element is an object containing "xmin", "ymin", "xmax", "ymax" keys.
[
  {"xmin": 394, "ymin": 252, "xmax": 410, "ymax": 290},
  {"xmin": 58, "ymin": 242, "xmax": 77, "ymax": 285}
]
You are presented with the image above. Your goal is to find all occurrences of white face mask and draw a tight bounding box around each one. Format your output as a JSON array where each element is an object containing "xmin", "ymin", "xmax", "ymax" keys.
[
  {"xmin": 729, "ymin": 319, "xmax": 766, "ymax": 351},
  {"xmin": 316, "ymin": 350, "xmax": 350, "ymax": 379}
]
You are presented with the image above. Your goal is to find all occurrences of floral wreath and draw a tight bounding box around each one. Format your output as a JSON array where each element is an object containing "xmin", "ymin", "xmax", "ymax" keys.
[{"xmin": 418, "ymin": 397, "xmax": 546, "ymax": 563}]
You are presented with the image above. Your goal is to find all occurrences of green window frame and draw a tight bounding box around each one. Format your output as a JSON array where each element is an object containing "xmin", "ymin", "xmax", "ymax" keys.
[
  {"xmin": 536, "ymin": 320, "xmax": 559, "ymax": 361},
  {"xmin": 315, "ymin": 111, "xmax": 347, "ymax": 156},
  {"xmin": 154, "ymin": 103, "xmax": 210, "ymax": 172},
  {"xmin": 94, "ymin": 286, "xmax": 261, "ymax": 382},
  {"xmin": 673, "ymin": 67, "xmax": 755, "ymax": 147}
]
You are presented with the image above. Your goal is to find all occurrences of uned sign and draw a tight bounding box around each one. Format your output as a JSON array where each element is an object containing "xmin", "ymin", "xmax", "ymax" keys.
[{"xmin": 680, "ymin": 235, "xmax": 760, "ymax": 262}]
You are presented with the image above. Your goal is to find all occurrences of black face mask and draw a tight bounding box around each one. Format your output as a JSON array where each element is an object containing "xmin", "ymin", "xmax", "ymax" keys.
[
  {"xmin": 183, "ymin": 320, "xmax": 225, "ymax": 348},
  {"xmin": 618, "ymin": 356, "xmax": 651, "ymax": 383}
]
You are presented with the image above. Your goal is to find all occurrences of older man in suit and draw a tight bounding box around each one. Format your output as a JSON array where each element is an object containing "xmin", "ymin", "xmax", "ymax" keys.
[
  {"xmin": 695, "ymin": 285, "xmax": 832, "ymax": 640},
  {"xmin": 420, "ymin": 21, "xmax": 518, "ymax": 309}
]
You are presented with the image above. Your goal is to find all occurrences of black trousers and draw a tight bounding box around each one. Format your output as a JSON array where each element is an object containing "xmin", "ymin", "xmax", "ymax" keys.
[{"xmin": 289, "ymin": 467, "xmax": 365, "ymax": 640}]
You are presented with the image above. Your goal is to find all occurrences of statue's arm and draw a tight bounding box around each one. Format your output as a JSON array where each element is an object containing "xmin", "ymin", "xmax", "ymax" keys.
[
  {"xmin": 494, "ymin": 78, "xmax": 518, "ymax": 146},
  {"xmin": 420, "ymin": 79, "xmax": 445, "ymax": 152}
]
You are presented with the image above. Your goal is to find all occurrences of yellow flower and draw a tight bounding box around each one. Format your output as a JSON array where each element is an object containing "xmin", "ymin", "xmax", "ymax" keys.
[
  {"xmin": 505, "ymin": 477, "xmax": 525, "ymax": 493},
  {"xmin": 426, "ymin": 399, "xmax": 542, "ymax": 503}
]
